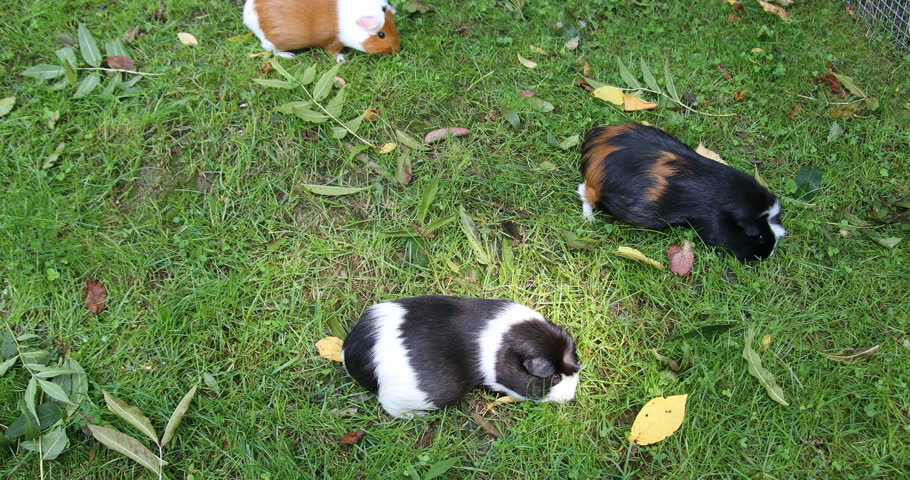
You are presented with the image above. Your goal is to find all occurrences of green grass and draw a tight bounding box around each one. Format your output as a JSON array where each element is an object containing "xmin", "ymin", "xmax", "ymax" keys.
[{"xmin": 2, "ymin": 0, "xmax": 909, "ymax": 478}]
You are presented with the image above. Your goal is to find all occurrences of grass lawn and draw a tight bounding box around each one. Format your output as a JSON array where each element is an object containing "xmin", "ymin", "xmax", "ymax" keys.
[{"xmin": 2, "ymin": 0, "xmax": 908, "ymax": 478}]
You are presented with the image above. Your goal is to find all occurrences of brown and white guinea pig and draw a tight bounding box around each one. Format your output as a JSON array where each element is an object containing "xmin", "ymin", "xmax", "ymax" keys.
[
  {"xmin": 243, "ymin": 0, "xmax": 400, "ymax": 62},
  {"xmin": 342, "ymin": 296, "xmax": 582, "ymax": 419},
  {"xmin": 577, "ymin": 123, "xmax": 786, "ymax": 261}
]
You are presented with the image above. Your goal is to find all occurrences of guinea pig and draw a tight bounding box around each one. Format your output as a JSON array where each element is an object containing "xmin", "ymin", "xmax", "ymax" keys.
[
  {"xmin": 243, "ymin": 0, "xmax": 401, "ymax": 62},
  {"xmin": 577, "ymin": 123, "xmax": 785, "ymax": 261},
  {"xmin": 342, "ymin": 296, "xmax": 582, "ymax": 419}
]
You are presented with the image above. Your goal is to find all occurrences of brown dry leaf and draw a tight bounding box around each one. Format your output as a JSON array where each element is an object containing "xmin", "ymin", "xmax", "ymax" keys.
[
  {"xmin": 470, "ymin": 412, "xmax": 502, "ymax": 438},
  {"xmin": 576, "ymin": 78, "xmax": 594, "ymax": 92},
  {"xmin": 105, "ymin": 56, "xmax": 135, "ymax": 71},
  {"xmin": 260, "ymin": 61, "xmax": 273, "ymax": 73},
  {"xmin": 122, "ymin": 26, "xmax": 140, "ymax": 44},
  {"xmin": 414, "ymin": 423, "xmax": 438, "ymax": 449},
  {"xmin": 316, "ymin": 336, "xmax": 344, "ymax": 362},
  {"xmin": 829, "ymin": 103, "xmax": 861, "ymax": 119},
  {"xmin": 717, "ymin": 64, "xmax": 733, "ymax": 80},
  {"xmin": 364, "ymin": 108, "xmax": 381, "ymax": 121},
  {"xmin": 564, "ymin": 36, "xmax": 580, "ymax": 50},
  {"xmin": 733, "ymin": 91, "xmax": 747, "ymax": 102},
  {"xmin": 485, "ymin": 110, "xmax": 499, "ymax": 121},
  {"xmin": 823, "ymin": 345, "xmax": 881, "ymax": 363},
  {"xmin": 177, "ymin": 32, "xmax": 198, "ymax": 47},
  {"xmin": 582, "ymin": 59, "xmax": 591, "ymax": 76},
  {"xmin": 623, "ymin": 93, "xmax": 657, "ymax": 111},
  {"xmin": 815, "ymin": 73, "xmax": 846, "ymax": 97},
  {"xmin": 666, "ymin": 240, "xmax": 694, "ymax": 276},
  {"xmin": 339, "ymin": 430, "xmax": 366, "ymax": 445},
  {"xmin": 83, "ymin": 277, "xmax": 107, "ymax": 314},
  {"xmin": 787, "ymin": 102, "xmax": 803, "ymax": 120},
  {"xmin": 727, "ymin": 13, "xmax": 743, "ymax": 23},
  {"xmin": 758, "ymin": 1, "xmax": 791, "ymax": 22},
  {"xmin": 330, "ymin": 407, "xmax": 359, "ymax": 418},
  {"xmin": 424, "ymin": 127, "xmax": 470, "ymax": 144},
  {"xmin": 845, "ymin": 3, "xmax": 857, "ymax": 19},
  {"xmin": 695, "ymin": 143, "xmax": 727, "ymax": 165},
  {"xmin": 730, "ymin": 1, "xmax": 745, "ymax": 11}
]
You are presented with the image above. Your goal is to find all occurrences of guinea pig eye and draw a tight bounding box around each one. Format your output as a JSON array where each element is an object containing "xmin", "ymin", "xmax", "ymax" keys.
[
  {"xmin": 378, "ymin": 32, "xmax": 386, "ymax": 39},
  {"xmin": 551, "ymin": 374, "xmax": 562, "ymax": 383}
]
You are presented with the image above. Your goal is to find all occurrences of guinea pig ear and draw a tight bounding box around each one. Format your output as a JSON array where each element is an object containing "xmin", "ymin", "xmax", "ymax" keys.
[
  {"xmin": 523, "ymin": 357, "xmax": 557, "ymax": 378},
  {"xmin": 356, "ymin": 15, "xmax": 383, "ymax": 32}
]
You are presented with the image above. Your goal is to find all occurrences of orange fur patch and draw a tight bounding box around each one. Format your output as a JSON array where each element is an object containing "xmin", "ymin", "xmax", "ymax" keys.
[
  {"xmin": 256, "ymin": 0, "xmax": 339, "ymax": 54},
  {"xmin": 645, "ymin": 152, "xmax": 679, "ymax": 203},
  {"xmin": 581, "ymin": 124, "xmax": 635, "ymax": 205},
  {"xmin": 362, "ymin": 8, "xmax": 400, "ymax": 55}
]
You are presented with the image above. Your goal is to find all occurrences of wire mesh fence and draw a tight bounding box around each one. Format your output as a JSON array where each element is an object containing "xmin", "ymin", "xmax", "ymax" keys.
[{"xmin": 847, "ymin": 0, "xmax": 910, "ymax": 51}]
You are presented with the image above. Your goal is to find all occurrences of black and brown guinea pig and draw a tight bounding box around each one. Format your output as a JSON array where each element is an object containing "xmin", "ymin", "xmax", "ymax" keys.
[
  {"xmin": 577, "ymin": 123, "xmax": 786, "ymax": 261},
  {"xmin": 342, "ymin": 296, "xmax": 582, "ymax": 419}
]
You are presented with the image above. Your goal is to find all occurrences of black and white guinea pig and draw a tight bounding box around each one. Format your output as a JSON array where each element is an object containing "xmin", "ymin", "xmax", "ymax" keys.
[
  {"xmin": 342, "ymin": 296, "xmax": 582, "ymax": 419},
  {"xmin": 577, "ymin": 123, "xmax": 786, "ymax": 261}
]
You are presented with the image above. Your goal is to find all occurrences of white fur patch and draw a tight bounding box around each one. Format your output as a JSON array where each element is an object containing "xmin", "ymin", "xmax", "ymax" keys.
[
  {"xmin": 368, "ymin": 302, "xmax": 434, "ymax": 418},
  {"xmin": 577, "ymin": 183, "xmax": 595, "ymax": 223},
  {"xmin": 763, "ymin": 200, "xmax": 786, "ymax": 257},
  {"xmin": 337, "ymin": 0, "xmax": 388, "ymax": 52},
  {"xmin": 242, "ymin": 0, "xmax": 295, "ymax": 58},
  {"xmin": 544, "ymin": 371, "xmax": 579, "ymax": 403},
  {"xmin": 477, "ymin": 303, "xmax": 550, "ymax": 401}
]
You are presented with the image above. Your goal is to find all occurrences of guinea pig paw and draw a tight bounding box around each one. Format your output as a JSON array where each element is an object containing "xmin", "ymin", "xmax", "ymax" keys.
[
  {"xmin": 273, "ymin": 50, "xmax": 295, "ymax": 59},
  {"xmin": 334, "ymin": 53, "xmax": 347, "ymax": 63}
]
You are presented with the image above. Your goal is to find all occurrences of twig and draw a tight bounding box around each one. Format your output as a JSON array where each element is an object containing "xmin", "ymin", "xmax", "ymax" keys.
[
  {"xmin": 862, "ymin": 297, "xmax": 909, "ymax": 350},
  {"xmin": 77, "ymin": 67, "xmax": 165, "ymax": 76},
  {"xmin": 300, "ymin": 84, "xmax": 377, "ymax": 148},
  {"xmin": 625, "ymin": 87, "xmax": 736, "ymax": 117}
]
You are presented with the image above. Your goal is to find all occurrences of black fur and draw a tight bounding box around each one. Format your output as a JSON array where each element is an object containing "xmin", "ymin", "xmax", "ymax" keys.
[{"xmin": 581, "ymin": 123, "xmax": 783, "ymax": 260}]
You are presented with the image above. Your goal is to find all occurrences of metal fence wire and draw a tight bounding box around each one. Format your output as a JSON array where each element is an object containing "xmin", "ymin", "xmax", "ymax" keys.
[{"xmin": 847, "ymin": 0, "xmax": 910, "ymax": 51}]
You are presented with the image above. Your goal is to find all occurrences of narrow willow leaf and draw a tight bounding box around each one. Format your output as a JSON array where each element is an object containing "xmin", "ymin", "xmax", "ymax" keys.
[
  {"xmin": 502, "ymin": 109, "xmax": 520, "ymax": 128},
  {"xmin": 347, "ymin": 144, "xmax": 372, "ymax": 163},
  {"xmin": 823, "ymin": 345, "xmax": 880, "ymax": 363},
  {"xmin": 63, "ymin": 58, "xmax": 78, "ymax": 86},
  {"xmin": 7, "ymin": 412, "xmax": 41, "ymax": 439},
  {"xmin": 21, "ymin": 429, "xmax": 69, "ymax": 460},
  {"xmin": 396, "ymin": 150, "xmax": 412, "ymax": 186},
  {"xmin": 275, "ymin": 100, "xmax": 314, "ymax": 113},
  {"xmin": 73, "ymin": 73, "xmax": 101, "ymax": 98},
  {"xmin": 342, "ymin": 112, "xmax": 364, "ymax": 134},
  {"xmin": 524, "ymin": 97, "xmax": 554, "ymax": 112},
  {"xmin": 252, "ymin": 78, "xmax": 295, "ymax": 89},
  {"xmin": 459, "ymin": 206, "xmax": 491, "ymax": 265},
  {"xmin": 753, "ymin": 165, "xmax": 770, "ymax": 189},
  {"xmin": 301, "ymin": 184, "xmax": 369, "ymax": 196},
  {"xmin": 55, "ymin": 47, "xmax": 77, "ymax": 69},
  {"xmin": 21, "ymin": 64, "xmax": 65, "ymax": 80},
  {"xmin": 103, "ymin": 390, "xmax": 159, "ymax": 445},
  {"xmin": 417, "ymin": 178, "xmax": 440, "ymax": 224},
  {"xmin": 34, "ymin": 368, "xmax": 78, "ymax": 379},
  {"xmin": 290, "ymin": 106, "xmax": 328, "ymax": 123},
  {"xmin": 664, "ymin": 60, "xmax": 680, "ymax": 102},
  {"xmin": 25, "ymin": 376, "xmax": 38, "ymax": 420},
  {"xmin": 121, "ymin": 74, "xmax": 142, "ymax": 89},
  {"xmin": 105, "ymin": 38, "xmax": 128, "ymax": 59},
  {"xmin": 640, "ymin": 58, "xmax": 661, "ymax": 93},
  {"xmin": 268, "ymin": 59, "xmax": 294, "ymax": 81},
  {"xmin": 326, "ymin": 88, "xmax": 346, "ymax": 117},
  {"xmin": 0, "ymin": 356, "xmax": 16, "ymax": 375},
  {"xmin": 300, "ymin": 64, "xmax": 318, "ymax": 85},
  {"xmin": 558, "ymin": 134, "xmax": 581, "ymax": 150},
  {"xmin": 395, "ymin": 129, "xmax": 429, "ymax": 151},
  {"xmin": 99, "ymin": 72, "xmax": 122, "ymax": 98},
  {"xmin": 161, "ymin": 385, "xmax": 197, "ymax": 448},
  {"xmin": 424, "ymin": 458, "xmax": 458, "ymax": 480},
  {"xmin": 332, "ymin": 127, "xmax": 349, "ymax": 140},
  {"xmin": 78, "ymin": 23, "xmax": 102, "ymax": 67},
  {"xmin": 36, "ymin": 402, "xmax": 65, "ymax": 429},
  {"xmin": 423, "ymin": 213, "xmax": 456, "ymax": 234},
  {"xmin": 38, "ymin": 379, "xmax": 75, "ymax": 405},
  {"xmin": 312, "ymin": 64, "xmax": 341, "ymax": 101},
  {"xmin": 617, "ymin": 57, "xmax": 642, "ymax": 89},
  {"xmin": 742, "ymin": 327, "xmax": 789, "ymax": 406},
  {"xmin": 88, "ymin": 425, "xmax": 165, "ymax": 475}
]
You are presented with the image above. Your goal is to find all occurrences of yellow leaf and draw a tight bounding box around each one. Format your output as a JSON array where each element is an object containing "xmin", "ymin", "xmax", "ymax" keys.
[
  {"xmin": 592, "ymin": 86, "xmax": 624, "ymax": 106},
  {"xmin": 379, "ymin": 142, "xmax": 396, "ymax": 154},
  {"xmin": 758, "ymin": 1, "xmax": 791, "ymax": 22},
  {"xmin": 762, "ymin": 334, "xmax": 772, "ymax": 347},
  {"xmin": 316, "ymin": 336, "xmax": 343, "ymax": 362},
  {"xmin": 629, "ymin": 394, "xmax": 688, "ymax": 445},
  {"xmin": 227, "ymin": 32, "xmax": 253, "ymax": 42},
  {"xmin": 177, "ymin": 32, "xmax": 198, "ymax": 47},
  {"xmin": 517, "ymin": 54, "xmax": 537, "ymax": 69},
  {"xmin": 622, "ymin": 93, "xmax": 658, "ymax": 111},
  {"xmin": 484, "ymin": 396, "xmax": 519, "ymax": 413},
  {"xmin": 694, "ymin": 143, "xmax": 727, "ymax": 165},
  {"xmin": 615, "ymin": 246, "xmax": 664, "ymax": 270},
  {"xmin": 529, "ymin": 44, "xmax": 548, "ymax": 55},
  {"xmin": 750, "ymin": 48, "xmax": 764, "ymax": 54}
]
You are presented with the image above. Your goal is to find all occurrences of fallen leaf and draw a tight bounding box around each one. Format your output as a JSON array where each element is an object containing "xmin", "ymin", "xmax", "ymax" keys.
[
  {"xmin": 414, "ymin": 423, "xmax": 438, "ymax": 448},
  {"xmin": 396, "ymin": 150, "xmax": 412, "ymax": 187},
  {"xmin": 517, "ymin": 54, "xmax": 537, "ymax": 69},
  {"xmin": 742, "ymin": 326, "xmax": 789, "ymax": 406},
  {"xmin": 758, "ymin": 1, "xmax": 791, "ymax": 22},
  {"xmin": 628, "ymin": 394, "xmax": 688, "ymax": 446},
  {"xmin": 827, "ymin": 121, "xmax": 844, "ymax": 143},
  {"xmin": 83, "ymin": 277, "xmax": 107, "ymax": 314},
  {"xmin": 762, "ymin": 334, "xmax": 772, "ymax": 348},
  {"xmin": 0, "ymin": 96, "xmax": 15, "ymax": 117},
  {"xmin": 364, "ymin": 108, "xmax": 381, "ymax": 121},
  {"xmin": 301, "ymin": 184, "xmax": 370, "ymax": 196},
  {"xmin": 316, "ymin": 336, "xmax": 343, "ymax": 362},
  {"xmin": 592, "ymin": 85, "xmax": 624, "ymax": 105},
  {"xmin": 122, "ymin": 26, "xmax": 140, "ymax": 44},
  {"xmin": 829, "ymin": 103, "xmax": 861, "ymax": 119},
  {"xmin": 519, "ymin": 89, "xmax": 535, "ymax": 97},
  {"xmin": 226, "ymin": 32, "xmax": 253, "ymax": 42},
  {"xmin": 623, "ymin": 93, "xmax": 658, "ymax": 111},
  {"xmin": 484, "ymin": 396, "xmax": 519, "ymax": 413},
  {"xmin": 615, "ymin": 247, "xmax": 664, "ymax": 270},
  {"xmin": 339, "ymin": 430, "xmax": 366, "ymax": 445},
  {"xmin": 582, "ymin": 59, "xmax": 591, "ymax": 76},
  {"xmin": 105, "ymin": 56, "xmax": 135, "ymax": 70},
  {"xmin": 331, "ymin": 407, "xmax": 360, "ymax": 418},
  {"xmin": 787, "ymin": 102, "xmax": 803, "ymax": 120},
  {"xmin": 565, "ymin": 231, "xmax": 597, "ymax": 251},
  {"xmin": 874, "ymin": 236, "xmax": 902, "ymax": 248},
  {"xmin": 564, "ymin": 36, "xmax": 580, "ymax": 50},
  {"xmin": 575, "ymin": 78, "xmax": 594, "ymax": 92},
  {"xmin": 695, "ymin": 143, "xmax": 727, "ymax": 165},
  {"xmin": 666, "ymin": 240, "xmax": 694, "ymax": 276},
  {"xmin": 470, "ymin": 412, "xmax": 502, "ymax": 438},
  {"xmin": 729, "ymin": 1, "xmax": 745, "ymax": 11},
  {"xmin": 831, "ymin": 73, "xmax": 866, "ymax": 98},
  {"xmin": 403, "ymin": 0, "xmax": 432, "ymax": 14},
  {"xmin": 485, "ymin": 110, "xmax": 499, "ymax": 121},
  {"xmin": 524, "ymin": 97, "xmax": 554, "ymax": 112},
  {"xmin": 717, "ymin": 64, "xmax": 733, "ymax": 80},
  {"xmin": 177, "ymin": 32, "xmax": 198, "ymax": 47},
  {"xmin": 379, "ymin": 142, "xmax": 396, "ymax": 154},
  {"xmin": 727, "ymin": 13, "xmax": 743, "ymax": 23},
  {"xmin": 529, "ymin": 44, "xmax": 547, "ymax": 55},
  {"xmin": 733, "ymin": 91, "xmax": 746, "ymax": 101},
  {"xmin": 260, "ymin": 61, "xmax": 273, "ymax": 73},
  {"xmin": 845, "ymin": 3, "xmax": 857, "ymax": 19},
  {"xmin": 823, "ymin": 345, "xmax": 880, "ymax": 363},
  {"xmin": 750, "ymin": 47, "xmax": 764, "ymax": 54},
  {"xmin": 815, "ymin": 73, "xmax": 846, "ymax": 97},
  {"xmin": 424, "ymin": 127, "xmax": 470, "ymax": 144}
]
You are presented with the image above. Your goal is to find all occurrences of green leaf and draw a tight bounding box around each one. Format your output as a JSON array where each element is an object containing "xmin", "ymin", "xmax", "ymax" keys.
[
  {"xmin": 268, "ymin": 59, "xmax": 294, "ymax": 81},
  {"xmin": 753, "ymin": 165, "xmax": 770, "ymax": 189},
  {"xmin": 502, "ymin": 109, "xmax": 520, "ymax": 128},
  {"xmin": 6, "ymin": 412, "xmax": 41, "ymax": 440},
  {"xmin": 105, "ymin": 38, "xmax": 128, "ymax": 59},
  {"xmin": 161, "ymin": 385, "xmax": 197, "ymax": 448},
  {"xmin": 832, "ymin": 73, "xmax": 866, "ymax": 98},
  {"xmin": 38, "ymin": 379, "xmax": 75, "ymax": 405},
  {"xmin": 55, "ymin": 47, "xmax": 78, "ymax": 68},
  {"xmin": 202, "ymin": 373, "xmax": 220, "ymax": 394},
  {"xmin": 742, "ymin": 326, "xmax": 789, "ymax": 406},
  {"xmin": 459, "ymin": 206, "xmax": 491, "ymax": 265},
  {"xmin": 21, "ymin": 350, "xmax": 52, "ymax": 366},
  {"xmin": 88, "ymin": 424, "xmax": 166, "ymax": 475},
  {"xmin": 874, "ymin": 236, "xmax": 902, "ymax": 248},
  {"xmin": 36, "ymin": 402, "xmax": 65, "ymax": 429},
  {"xmin": 252, "ymin": 78, "xmax": 295, "ymax": 89},
  {"xmin": 417, "ymin": 178, "xmax": 440, "ymax": 224},
  {"xmin": 396, "ymin": 150, "xmax": 412, "ymax": 187},
  {"xmin": 617, "ymin": 57, "xmax": 642, "ymax": 89},
  {"xmin": 103, "ymin": 390, "xmax": 158, "ymax": 445},
  {"xmin": 822, "ymin": 345, "xmax": 880, "ymax": 363},
  {"xmin": 558, "ymin": 134, "xmax": 581, "ymax": 150},
  {"xmin": 395, "ymin": 129, "xmax": 429, "ymax": 151},
  {"xmin": 21, "ymin": 64, "xmax": 65, "ymax": 80},
  {"xmin": 73, "ymin": 73, "xmax": 101, "ymax": 98},
  {"xmin": 664, "ymin": 60, "xmax": 680, "ymax": 102},
  {"xmin": 326, "ymin": 88, "xmax": 346, "ymax": 117},
  {"xmin": 405, "ymin": 237, "xmax": 430, "ymax": 267},
  {"xmin": 564, "ymin": 231, "xmax": 597, "ymax": 250},
  {"xmin": 794, "ymin": 165, "xmax": 823, "ymax": 199},
  {"xmin": 301, "ymin": 184, "xmax": 370, "ymax": 196},
  {"xmin": 0, "ymin": 328, "xmax": 15, "ymax": 359},
  {"xmin": 827, "ymin": 121, "xmax": 844, "ymax": 143},
  {"xmin": 63, "ymin": 58, "xmax": 79, "ymax": 86},
  {"xmin": 347, "ymin": 144, "xmax": 372, "ymax": 163},
  {"xmin": 25, "ymin": 377, "xmax": 38, "ymax": 420},
  {"xmin": 34, "ymin": 368, "xmax": 77, "ymax": 378},
  {"xmin": 43, "ymin": 142, "xmax": 66, "ymax": 170},
  {"xmin": 0, "ymin": 357, "xmax": 15, "ymax": 375},
  {"xmin": 288, "ymin": 106, "xmax": 328, "ymax": 123},
  {"xmin": 20, "ymin": 429, "xmax": 69, "ymax": 460},
  {"xmin": 275, "ymin": 100, "xmax": 314, "ymax": 113},
  {"xmin": 99, "ymin": 72, "xmax": 122, "ymax": 99},
  {"xmin": 312, "ymin": 64, "xmax": 341, "ymax": 101},
  {"xmin": 424, "ymin": 458, "xmax": 458, "ymax": 480},
  {"xmin": 640, "ymin": 58, "xmax": 660, "ymax": 93},
  {"xmin": 300, "ymin": 64, "xmax": 318, "ymax": 85},
  {"xmin": 77, "ymin": 23, "xmax": 102, "ymax": 67},
  {"xmin": 524, "ymin": 97, "xmax": 554, "ymax": 112},
  {"xmin": 423, "ymin": 213, "xmax": 457, "ymax": 234}
]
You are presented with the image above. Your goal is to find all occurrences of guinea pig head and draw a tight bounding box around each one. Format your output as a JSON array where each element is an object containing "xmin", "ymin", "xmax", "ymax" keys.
[
  {"xmin": 360, "ymin": 6, "xmax": 400, "ymax": 55},
  {"xmin": 495, "ymin": 320, "xmax": 581, "ymax": 403},
  {"xmin": 721, "ymin": 198, "xmax": 786, "ymax": 261}
]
